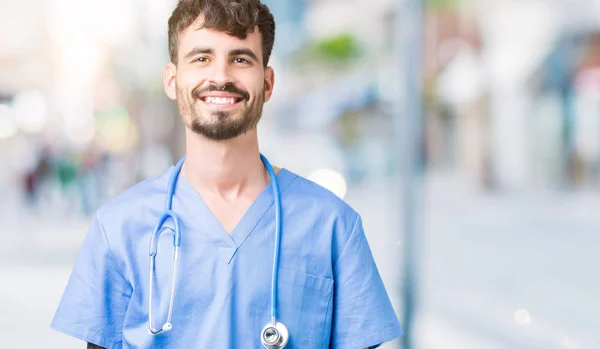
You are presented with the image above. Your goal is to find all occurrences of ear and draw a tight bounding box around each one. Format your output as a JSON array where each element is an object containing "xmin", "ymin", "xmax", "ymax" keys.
[
  {"xmin": 263, "ymin": 66, "xmax": 275, "ymax": 102},
  {"xmin": 163, "ymin": 62, "xmax": 177, "ymax": 100}
]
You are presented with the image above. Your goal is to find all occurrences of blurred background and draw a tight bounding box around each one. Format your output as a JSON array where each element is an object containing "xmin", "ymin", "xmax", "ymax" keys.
[{"xmin": 1, "ymin": 0, "xmax": 599, "ymax": 348}]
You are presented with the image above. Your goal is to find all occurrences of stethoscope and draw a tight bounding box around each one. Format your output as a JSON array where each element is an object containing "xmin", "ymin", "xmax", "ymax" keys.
[{"xmin": 148, "ymin": 154, "xmax": 289, "ymax": 349}]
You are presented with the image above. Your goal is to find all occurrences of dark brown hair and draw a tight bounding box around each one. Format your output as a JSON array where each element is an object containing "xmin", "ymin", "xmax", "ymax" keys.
[{"xmin": 168, "ymin": 0, "xmax": 275, "ymax": 67}]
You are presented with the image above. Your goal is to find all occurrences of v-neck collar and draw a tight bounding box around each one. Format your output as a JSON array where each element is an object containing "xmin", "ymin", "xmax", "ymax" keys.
[{"xmin": 173, "ymin": 167, "xmax": 296, "ymax": 263}]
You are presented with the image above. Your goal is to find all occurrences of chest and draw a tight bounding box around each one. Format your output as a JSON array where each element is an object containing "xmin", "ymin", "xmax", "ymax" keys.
[
  {"xmin": 203, "ymin": 197, "xmax": 255, "ymax": 234},
  {"xmin": 129, "ymin": 245, "xmax": 335, "ymax": 349}
]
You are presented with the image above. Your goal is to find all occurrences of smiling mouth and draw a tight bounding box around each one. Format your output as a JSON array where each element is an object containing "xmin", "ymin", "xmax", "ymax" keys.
[{"xmin": 200, "ymin": 96, "xmax": 244, "ymax": 105}]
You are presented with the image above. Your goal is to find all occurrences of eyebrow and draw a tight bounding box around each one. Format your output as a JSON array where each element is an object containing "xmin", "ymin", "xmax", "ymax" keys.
[
  {"xmin": 184, "ymin": 47, "xmax": 213, "ymax": 60},
  {"xmin": 184, "ymin": 47, "xmax": 260, "ymax": 63},
  {"xmin": 229, "ymin": 48, "xmax": 260, "ymax": 63}
]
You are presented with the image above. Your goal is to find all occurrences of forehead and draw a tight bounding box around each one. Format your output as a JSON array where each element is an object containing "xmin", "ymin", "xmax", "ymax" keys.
[{"xmin": 178, "ymin": 16, "xmax": 263, "ymax": 59}]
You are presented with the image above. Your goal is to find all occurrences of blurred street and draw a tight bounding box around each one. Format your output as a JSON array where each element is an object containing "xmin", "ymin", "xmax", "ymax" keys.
[
  {"xmin": 418, "ymin": 178, "xmax": 600, "ymax": 349},
  {"xmin": 1, "ymin": 173, "xmax": 599, "ymax": 348}
]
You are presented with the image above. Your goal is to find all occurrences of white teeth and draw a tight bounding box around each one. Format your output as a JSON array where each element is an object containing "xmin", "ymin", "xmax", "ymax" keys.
[{"xmin": 204, "ymin": 97, "xmax": 236, "ymax": 104}]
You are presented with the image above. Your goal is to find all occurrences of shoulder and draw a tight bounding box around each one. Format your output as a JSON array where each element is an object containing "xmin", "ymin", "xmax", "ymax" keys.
[
  {"xmin": 280, "ymin": 168, "xmax": 365, "ymax": 272},
  {"xmin": 282, "ymin": 168, "xmax": 361, "ymax": 245},
  {"xmin": 283, "ymin": 169, "xmax": 358, "ymax": 220},
  {"xmin": 96, "ymin": 166, "xmax": 172, "ymax": 224}
]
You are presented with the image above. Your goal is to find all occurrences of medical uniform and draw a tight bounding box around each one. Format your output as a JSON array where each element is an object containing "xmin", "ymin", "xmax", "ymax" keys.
[{"xmin": 51, "ymin": 164, "xmax": 403, "ymax": 348}]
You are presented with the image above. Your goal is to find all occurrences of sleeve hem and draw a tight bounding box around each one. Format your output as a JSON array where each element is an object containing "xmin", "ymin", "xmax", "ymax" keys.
[
  {"xmin": 50, "ymin": 320, "xmax": 119, "ymax": 349},
  {"xmin": 332, "ymin": 324, "xmax": 404, "ymax": 349}
]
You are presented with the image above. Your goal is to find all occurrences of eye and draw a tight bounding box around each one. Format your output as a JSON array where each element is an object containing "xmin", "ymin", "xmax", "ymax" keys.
[
  {"xmin": 233, "ymin": 57, "xmax": 250, "ymax": 64},
  {"xmin": 194, "ymin": 57, "xmax": 209, "ymax": 63}
]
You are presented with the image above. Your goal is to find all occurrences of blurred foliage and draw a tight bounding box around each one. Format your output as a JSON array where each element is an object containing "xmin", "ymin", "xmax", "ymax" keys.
[
  {"xmin": 291, "ymin": 32, "xmax": 363, "ymax": 72},
  {"xmin": 424, "ymin": 0, "xmax": 469, "ymax": 11},
  {"xmin": 313, "ymin": 33, "xmax": 362, "ymax": 62}
]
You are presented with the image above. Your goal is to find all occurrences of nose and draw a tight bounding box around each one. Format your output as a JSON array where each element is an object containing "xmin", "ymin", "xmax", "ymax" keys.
[{"xmin": 207, "ymin": 58, "xmax": 234, "ymax": 86}]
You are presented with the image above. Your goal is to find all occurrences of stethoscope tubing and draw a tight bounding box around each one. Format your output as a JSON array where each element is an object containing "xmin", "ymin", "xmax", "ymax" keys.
[{"xmin": 148, "ymin": 155, "xmax": 285, "ymax": 345}]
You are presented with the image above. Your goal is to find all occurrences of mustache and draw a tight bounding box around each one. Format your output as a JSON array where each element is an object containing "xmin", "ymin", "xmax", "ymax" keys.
[{"xmin": 192, "ymin": 83, "xmax": 250, "ymax": 101}]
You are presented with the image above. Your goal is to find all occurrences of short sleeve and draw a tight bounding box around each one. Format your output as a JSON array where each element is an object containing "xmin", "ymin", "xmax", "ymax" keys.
[
  {"xmin": 51, "ymin": 211, "xmax": 132, "ymax": 349},
  {"xmin": 330, "ymin": 214, "xmax": 403, "ymax": 349}
]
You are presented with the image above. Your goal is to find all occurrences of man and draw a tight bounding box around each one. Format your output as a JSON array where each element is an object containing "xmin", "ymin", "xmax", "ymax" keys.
[{"xmin": 51, "ymin": 0, "xmax": 403, "ymax": 348}]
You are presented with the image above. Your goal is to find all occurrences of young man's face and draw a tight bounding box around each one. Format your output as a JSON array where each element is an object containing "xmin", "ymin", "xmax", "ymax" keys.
[{"xmin": 164, "ymin": 16, "xmax": 274, "ymax": 141}]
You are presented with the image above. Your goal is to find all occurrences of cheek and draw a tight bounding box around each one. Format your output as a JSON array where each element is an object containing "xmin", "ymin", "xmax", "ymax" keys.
[
  {"xmin": 248, "ymin": 81, "xmax": 266, "ymax": 99},
  {"xmin": 238, "ymin": 71, "xmax": 264, "ymax": 91},
  {"xmin": 177, "ymin": 68, "xmax": 207, "ymax": 90}
]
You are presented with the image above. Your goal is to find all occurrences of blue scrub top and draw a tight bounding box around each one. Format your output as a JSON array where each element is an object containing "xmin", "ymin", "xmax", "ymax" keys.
[{"xmin": 51, "ymin": 165, "xmax": 402, "ymax": 348}]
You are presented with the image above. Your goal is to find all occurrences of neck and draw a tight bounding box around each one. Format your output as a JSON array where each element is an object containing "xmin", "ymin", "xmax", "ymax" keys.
[{"xmin": 181, "ymin": 128, "xmax": 268, "ymax": 201}]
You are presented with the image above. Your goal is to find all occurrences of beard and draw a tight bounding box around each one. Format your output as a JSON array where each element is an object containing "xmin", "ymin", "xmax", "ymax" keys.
[{"xmin": 177, "ymin": 82, "xmax": 264, "ymax": 141}]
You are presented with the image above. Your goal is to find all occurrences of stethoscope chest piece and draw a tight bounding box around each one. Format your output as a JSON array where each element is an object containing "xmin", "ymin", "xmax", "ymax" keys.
[{"xmin": 261, "ymin": 321, "xmax": 289, "ymax": 349}]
